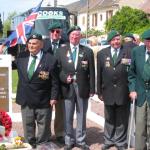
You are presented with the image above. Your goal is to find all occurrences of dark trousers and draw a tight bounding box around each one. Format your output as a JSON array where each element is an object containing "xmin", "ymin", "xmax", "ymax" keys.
[
  {"xmin": 135, "ymin": 101, "xmax": 150, "ymax": 150},
  {"xmin": 54, "ymin": 99, "xmax": 64, "ymax": 137},
  {"xmin": 21, "ymin": 106, "xmax": 52, "ymax": 146},
  {"xmin": 104, "ymin": 104, "xmax": 130, "ymax": 147}
]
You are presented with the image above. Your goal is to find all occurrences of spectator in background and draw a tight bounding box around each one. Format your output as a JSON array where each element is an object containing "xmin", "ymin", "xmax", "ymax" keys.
[
  {"xmin": 0, "ymin": 44, "xmax": 3, "ymax": 54},
  {"xmin": 128, "ymin": 29, "xmax": 150, "ymax": 150},
  {"xmin": 133, "ymin": 33, "xmax": 144, "ymax": 46},
  {"xmin": 43, "ymin": 22, "xmax": 65, "ymax": 54},
  {"xmin": 123, "ymin": 33, "xmax": 138, "ymax": 50},
  {"xmin": 43, "ymin": 22, "xmax": 66, "ymax": 144},
  {"xmin": 97, "ymin": 30, "xmax": 131, "ymax": 150},
  {"xmin": 56, "ymin": 26, "xmax": 95, "ymax": 150},
  {"xmin": 15, "ymin": 33, "xmax": 59, "ymax": 148}
]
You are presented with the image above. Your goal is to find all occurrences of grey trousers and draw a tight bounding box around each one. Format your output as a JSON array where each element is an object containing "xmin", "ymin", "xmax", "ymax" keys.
[
  {"xmin": 21, "ymin": 106, "xmax": 51, "ymax": 146},
  {"xmin": 64, "ymin": 83, "xmax": 88, "ymax": 146},
  {"xmin": 135, "ymin": 101, "xmax": 150, "ymax": 150},
  {"xmin": 104, "ymin": 104, "xmax": 130, "ymax": 147}
]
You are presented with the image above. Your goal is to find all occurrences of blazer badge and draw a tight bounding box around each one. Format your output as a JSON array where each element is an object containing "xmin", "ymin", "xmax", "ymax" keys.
[
  {"xmin": 67, "ymin": 51, "xmax": 72, "ymax": 63},
  {"xmin": 79, "ymin": 53, "xmax": 84, "ymax": 58},
  {"xmin": 105, "ymin": 57, "xmax": 111, "ymax": 67},
  {"xmin": 81, "ymin": 60, "xmax": 88, "ymax": 69},
  {"xmin": 121, "ymin": 58, "xmax": 131, "ymax": 65},
  {"xmin": 38, "ymin": 71, "xmax": 49, "ymax": 80}
]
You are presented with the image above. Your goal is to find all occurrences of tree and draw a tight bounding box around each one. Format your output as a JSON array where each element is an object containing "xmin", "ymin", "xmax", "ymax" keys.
[
  {"xmin": 105, "ymin": 6, "xmax": 150, "ymax": 35},
  {"xmin": 0, "ymin": 13, "xmax": 3, "ymax": 37},
  {"xmin": 3, "ymin": 11, "xmax": 17, "ymax": 37}
]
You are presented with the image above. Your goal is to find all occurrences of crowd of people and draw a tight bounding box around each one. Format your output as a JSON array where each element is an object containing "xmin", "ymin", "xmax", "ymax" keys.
[{"xmin": 0, "ymin": 23, "xmax": 150, "ymax": 150}]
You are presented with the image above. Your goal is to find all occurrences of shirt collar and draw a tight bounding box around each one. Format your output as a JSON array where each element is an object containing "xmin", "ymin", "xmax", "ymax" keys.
[
  {"xmin": 70, "ymin": 44, "xmax": 79, "ymax": 52},
  {"xmin": 51, "ymin": 40, "xmax": 59, "ymax": 45},
  {"xmin": 30, "ymin": 50, "xmax": 42, "ymax": 60}
]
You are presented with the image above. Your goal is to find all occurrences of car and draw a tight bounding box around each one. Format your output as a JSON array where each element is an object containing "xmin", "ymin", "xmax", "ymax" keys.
[
  {"xmin": 100, "ymin": 39, "xmax": 109, "ymax": 46},
  {"xmin": 0, "ymin": 38, "xmax": 6, "ymax": 45},
  {"xmin": 80, "ymin": 38, "xmax": 90, "ymax": 47}
]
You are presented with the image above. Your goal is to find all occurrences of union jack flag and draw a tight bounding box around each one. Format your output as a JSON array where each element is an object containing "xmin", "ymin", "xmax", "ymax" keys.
[{"xmin": 4, "ymin": 0, "xmax": 43, "ymax": 48}]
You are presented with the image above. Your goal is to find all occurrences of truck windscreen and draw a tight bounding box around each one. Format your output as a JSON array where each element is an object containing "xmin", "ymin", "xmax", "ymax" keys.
[{"xmin": 33, "ymin": 7, "xmax": 70, "ymax": 41}]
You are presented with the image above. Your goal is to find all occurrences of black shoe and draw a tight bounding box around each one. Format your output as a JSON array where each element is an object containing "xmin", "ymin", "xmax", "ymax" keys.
[
  {"xmin": 56, "ymin": 136, "xmax": 65, "ymax": 144},
  {"xmin": 64, "ymin": 144, "xmax": 74, "ymax": 150},
  {"xmin": 116, "ymin": 146, "xmax": 126, "ymax": 150},
  {"xmin": 76, "ymin": 144, "xmax": 90, "ymax": 150},
  {"xmin": 101, "ymin": 144, "xmax": 112, "ymax": 150},
  {"xmin": 31, "ymin": 144, "xmax": 36, "ymax": 149}
]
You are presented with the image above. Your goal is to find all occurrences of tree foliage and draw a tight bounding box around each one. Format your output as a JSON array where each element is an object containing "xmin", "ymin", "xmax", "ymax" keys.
[
  {"xmin": 3, "ymin": 11, "xmax": 17, "ymax": 37},
  {"xmin": 82, "ymin": 28, "xmax": 104, "ymax": 37},
  {"xmin": 0, "ymin": 14, "xmax": 3, "ymax": 37},
  {"xmin": 105, "ymin": 6, "xmax": 150, "ymax": 35}
]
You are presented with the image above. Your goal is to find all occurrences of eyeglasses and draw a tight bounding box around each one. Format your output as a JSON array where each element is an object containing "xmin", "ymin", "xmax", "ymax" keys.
[{"xmin": 51, "ymin": 29, "xmax": 60, "ymax": 34}]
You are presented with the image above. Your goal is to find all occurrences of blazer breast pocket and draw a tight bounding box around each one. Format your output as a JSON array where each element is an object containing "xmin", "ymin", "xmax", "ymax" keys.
[
  {"xmin": 38, "ymin": 70, "xmax": 50, "ymax": 80},
  {"xmin": 81, "ymin": 60, "xmax": 88, "ymax": 70}
]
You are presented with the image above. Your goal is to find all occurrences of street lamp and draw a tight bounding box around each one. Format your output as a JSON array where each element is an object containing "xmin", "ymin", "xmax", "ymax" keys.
[
  {"xmin": 86, "ymin": 0, "xmax": 89, "ymax": 39},
  {"xmin": 54, "ymin": 0, "xmax": 57, "ymax": 7}
]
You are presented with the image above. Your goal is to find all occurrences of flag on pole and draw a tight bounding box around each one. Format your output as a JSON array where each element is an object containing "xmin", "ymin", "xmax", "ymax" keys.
[{"xmin": 4, "ymin": 0, "xmax": 43, "ymax": 48}]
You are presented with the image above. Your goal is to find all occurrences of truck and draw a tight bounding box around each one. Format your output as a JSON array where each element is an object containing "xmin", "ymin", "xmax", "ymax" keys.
[{"xmin": 8, "ymin": 6, "xmax": 76, "ymax": 68}]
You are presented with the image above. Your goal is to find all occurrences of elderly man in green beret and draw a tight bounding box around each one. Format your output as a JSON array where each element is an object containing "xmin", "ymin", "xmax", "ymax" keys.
[
  {"xmin": 43, "ymin": 22, "xmax": 66, "ymax": 54},
  {"xmin": 128, "ymin": 29, "xmax": 150, "ymax": 150},
  {"xmin": 123, "ymin": 33, "xmax": 138, "ymax": 50},
  {"xmin": 16, "ymin": 33, "xmax": 59, "ymax": 148},
  {"xmin": 43, "ymin": 22, "xmax": 66, "ymax": 144},
  {"xmin": 97, "ymin": 30, "xmax": 131, "ymax": 150},
  {"xmin": 55, "ymin": 26, "xmax": 95, "ymax": 150}
]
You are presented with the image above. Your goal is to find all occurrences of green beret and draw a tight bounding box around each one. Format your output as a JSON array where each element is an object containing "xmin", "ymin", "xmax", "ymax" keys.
[
  {"xmin": 124, "ymin": 33, "xmax": 135, "ymax": 40},
  {"xmin": 141, "ymin": 29, "xmax": 150, "ymax": 40},
  {"xmin": 48, "ymin": 22, "xmax": 61, "ymax": 30},
  {"xmin": 27, "ymin": 33, "xmax": 42, "ymax": 42},
  {"xmin": 67, "ymin": 26, "xmax": 81, "ymax": 35},
  {"xmin": 107, "ymin": 30, "xmax": 120, "ymax": 42}
]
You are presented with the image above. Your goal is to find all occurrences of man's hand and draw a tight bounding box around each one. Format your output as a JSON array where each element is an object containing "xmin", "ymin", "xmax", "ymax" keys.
[
  {"xmin": 0, "ymin": 45, "xmax": 4, "ymax": 54},
  {"xmin": 129, "ymin": 91, "xmax": 137, "ymax": 101},
  {"xmin": 98, "ymin": 95, "xmax": 103, "ymax": 101},
  {"xmin": 50, "ymin": 99, "xmax": 57, "ymax": 106},
  {"xmin": 89, "ymin": 93, "xmax": 94, "ymax": 97}
]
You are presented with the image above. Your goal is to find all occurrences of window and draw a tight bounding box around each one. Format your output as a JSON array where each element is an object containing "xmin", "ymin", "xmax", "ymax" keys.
[
  {"xmin": 106, "ymin": 10, "xmax": 113, "ymax": 21},
  {"xmin": 100, "ymin": 14, "xmax": 103, "ymax": 21},
  {"xmin": 92, "ymin": 13, "xmax": 97, "ymax": 27},
  {"xmin": 82, "ymin": 16, "xmax": 85, "ymax": 25}
]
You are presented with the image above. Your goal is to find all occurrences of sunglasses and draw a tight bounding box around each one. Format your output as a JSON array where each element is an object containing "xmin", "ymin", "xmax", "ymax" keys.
[{"xmin": 51, "ymin": 29, "xmax": 60, "ymax": 34}]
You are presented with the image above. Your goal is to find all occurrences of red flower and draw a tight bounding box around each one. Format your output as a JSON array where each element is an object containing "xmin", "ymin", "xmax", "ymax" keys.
[{"xmin": 0, "ymin": 110, "xmax": 12, "ymax": 137}]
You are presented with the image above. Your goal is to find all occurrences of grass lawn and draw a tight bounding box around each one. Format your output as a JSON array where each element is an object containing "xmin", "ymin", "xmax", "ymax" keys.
[{"xmin": 12, "ymin": 69, "xmax": 18, "ymax": 93}]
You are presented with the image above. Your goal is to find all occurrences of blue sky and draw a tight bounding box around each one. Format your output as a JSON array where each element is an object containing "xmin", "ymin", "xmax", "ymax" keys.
[{"xmin": 0, "ymin": 0, "xmax": 78, "ymax": 21}]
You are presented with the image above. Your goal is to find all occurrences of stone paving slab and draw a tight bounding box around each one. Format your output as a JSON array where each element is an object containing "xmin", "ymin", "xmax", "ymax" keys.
[{"xmin": 11, "ymin": 100, "xmax": 134, "ymax": 150}]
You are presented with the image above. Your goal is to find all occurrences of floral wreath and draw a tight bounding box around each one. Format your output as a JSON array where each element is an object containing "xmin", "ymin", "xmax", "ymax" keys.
[{"xmin": 0, "ymin": 110, "xmax": 12, "ymax": 137}]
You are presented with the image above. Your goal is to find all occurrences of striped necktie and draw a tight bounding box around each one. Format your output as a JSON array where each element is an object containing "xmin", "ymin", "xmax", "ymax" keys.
[
  {"xmin": 142, "ymin": 51, "xmax": 150, "ymax": 81},
  {"xmin": 52, "ymin": 41, "xmax": 58, "ymax": 54},
  {"xmin": 28, "ymin": 55, "xmax": 37, "ymax": 79},
  {"xmin": 112, "ymin": 49, "xmax": 118, "ymax": 64},
  {"xmin": 72, "ymin": 47, "xmax": 77, "ymax": 63}
]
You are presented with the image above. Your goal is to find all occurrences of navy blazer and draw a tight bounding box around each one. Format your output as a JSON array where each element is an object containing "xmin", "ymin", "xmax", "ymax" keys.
[
  {"xmin": 16, "ymin": 50, "xmax": 59, "ymax": 108},
  {"xmin": 56, "ymin": 43, "xmax": 95, "ymax": 99},
  {"xmin": 97, "ymin": 45, "xmax": 131, "ymax": 105},
  {"xmin": 43, "ymin": 38, "xmax": 66, "ymax": 55}
]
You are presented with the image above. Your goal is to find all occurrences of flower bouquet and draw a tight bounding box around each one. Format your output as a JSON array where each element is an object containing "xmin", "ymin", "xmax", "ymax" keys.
[{"xmin": 0, "ymin": 110, "xmax": 12, "ymax": 140}]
